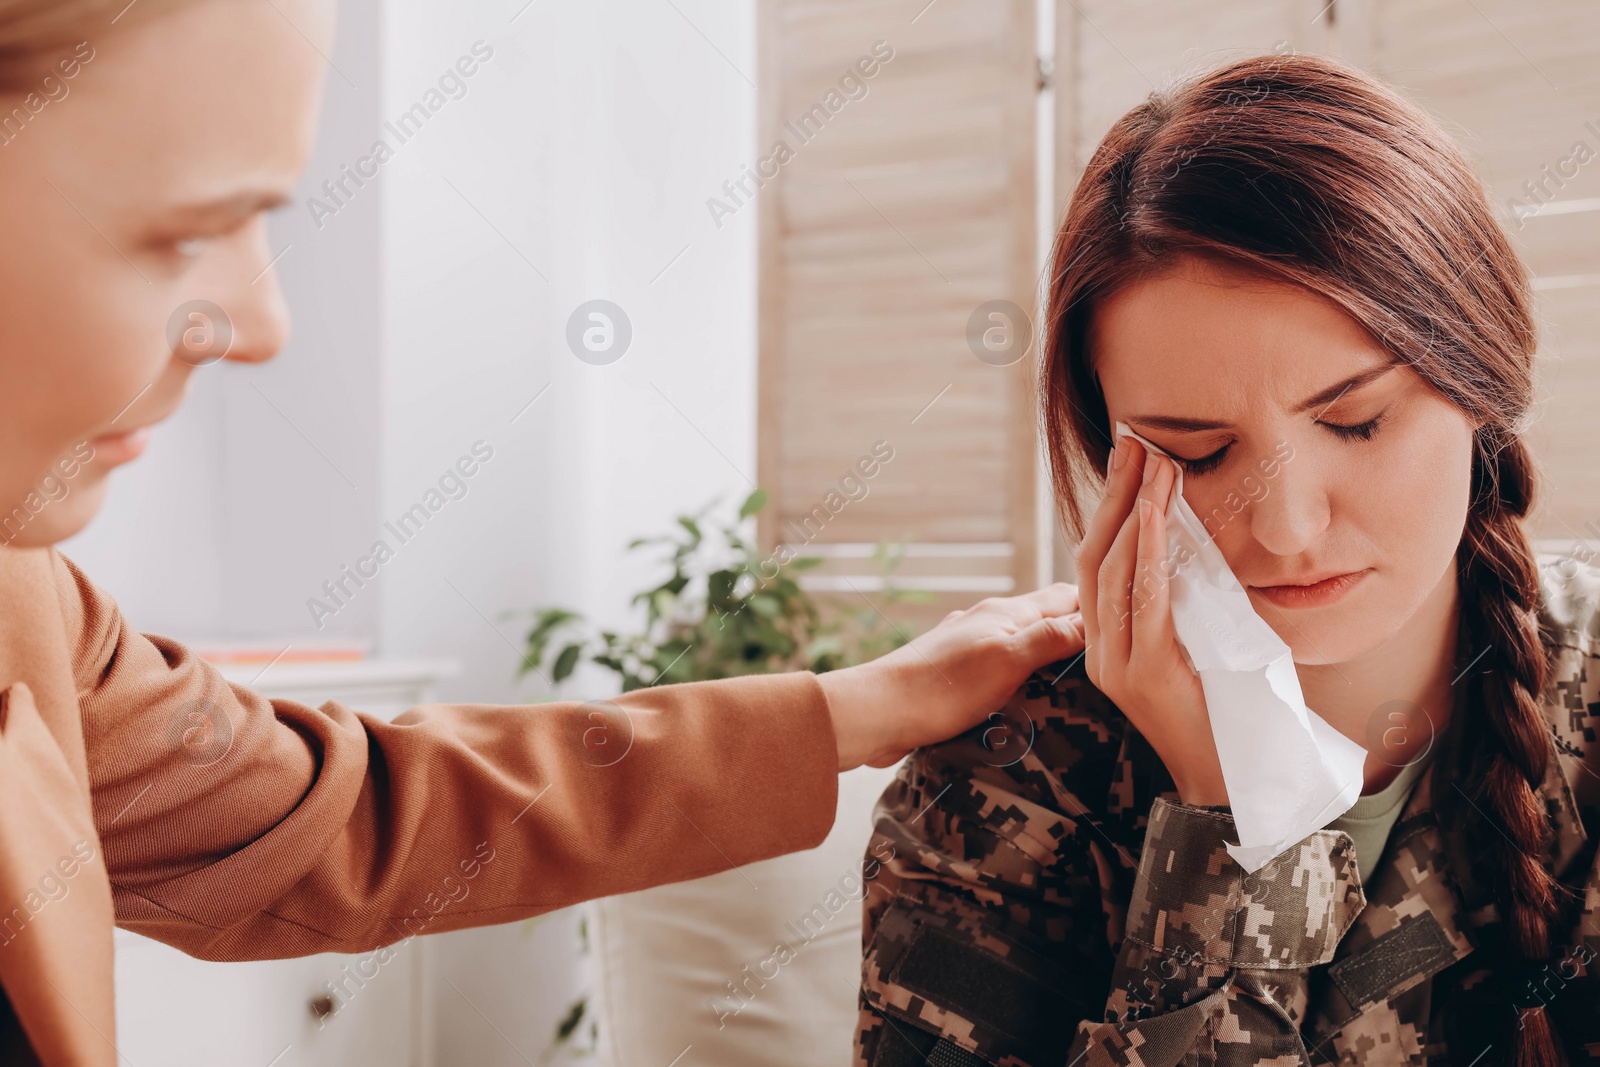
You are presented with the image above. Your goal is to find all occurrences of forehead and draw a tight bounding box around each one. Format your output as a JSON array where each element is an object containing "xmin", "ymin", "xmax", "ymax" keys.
[
  {"xmin": 1089, "ymin": 256, "xmax": 1393, "ymax": 417},
  {"xmin": 21, "ymin": 0, "xmax": 331, "ymax": 209}
]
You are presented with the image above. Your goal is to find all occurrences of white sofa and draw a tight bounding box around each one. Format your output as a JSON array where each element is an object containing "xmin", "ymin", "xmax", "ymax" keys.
[{"xmin": 590, "ymin": 762, "xmax": 903, "ymax": 1066}]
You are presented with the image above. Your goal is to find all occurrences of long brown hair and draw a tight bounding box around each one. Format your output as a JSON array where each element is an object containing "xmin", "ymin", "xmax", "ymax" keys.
[{"xmin": 1040, "ymin": 52, "xmax": 1579, "ymax": 1066}]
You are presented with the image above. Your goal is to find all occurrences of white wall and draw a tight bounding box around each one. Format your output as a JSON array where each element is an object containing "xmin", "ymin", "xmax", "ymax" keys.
[
  {"xmin": 61, "ymin": 0, "xmax": 386, "ymax": 644},
  {"xmin": 379, "ymin": 3, "xmax": 760, "ymax": 1061},
  {"xmin": 376, "ymin": 0, "xmax": 761, "ymax": 701},
  {"xmin": 66, "ymin": 0, "xmax": 761, "ymax": 1064}
]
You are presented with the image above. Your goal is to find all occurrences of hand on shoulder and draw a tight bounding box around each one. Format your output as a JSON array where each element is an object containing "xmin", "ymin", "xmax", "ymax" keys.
[{"xmin": 817, "ymin": 582, "xmax": 1085, "ymax": 771}]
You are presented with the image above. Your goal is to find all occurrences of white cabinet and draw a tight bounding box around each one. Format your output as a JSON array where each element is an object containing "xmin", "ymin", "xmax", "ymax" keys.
[{"xmin": 113, "ymin": 659, "xmax": 458, "ymax": 1067}]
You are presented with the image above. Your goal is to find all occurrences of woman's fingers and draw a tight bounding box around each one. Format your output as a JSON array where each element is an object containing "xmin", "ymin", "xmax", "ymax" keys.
[
  {"xmin": 1063, "ymin": 449, "xmax": 1221, "ymax": 804},
  {"xmin": 1130, "ymin": 457, "xmax": 1176, "ymax": 666},
  {"xmin": 969, "ymin": 580, "xmax": 1079, "ymax": 625},
  {"xmin": 1078, "ymin": 437, "xmax": 1146, "ymax": 575},
  {"xmin": 1015, "ymin": 580, "xmax": 1080, "ymax": 620},
  {"xmin": 1015, "ymin": 609, "xmax": 1086, "ymax": 667},
  {"xmin": 1097, "ymin": 497, "xmax": 1142, "ymax": 669},
  {"xmin": 1076, "ymin": 435, "xmax": 1147, "ymax": 657},
  {"xmin": 1076, "ymin": 547, "xmax": 1099, "ymax": 674}
]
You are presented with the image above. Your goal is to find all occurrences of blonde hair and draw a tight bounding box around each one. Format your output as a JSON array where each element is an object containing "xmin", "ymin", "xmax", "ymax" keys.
[{"xmin": 0, "ymin": 0, "xmax": 185, "ymax": 88}]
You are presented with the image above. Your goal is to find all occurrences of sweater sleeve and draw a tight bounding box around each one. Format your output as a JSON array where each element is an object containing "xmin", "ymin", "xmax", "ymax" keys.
[
  {"xmin": 855, "ymin": 657, "xmax": 1366, "ymax": 1067},
  {"xmin": 52, "ymin": 548, "xmax": 841, "ymax": 959}
]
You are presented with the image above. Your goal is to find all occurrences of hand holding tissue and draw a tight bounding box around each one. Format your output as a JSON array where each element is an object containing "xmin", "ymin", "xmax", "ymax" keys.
[{"xmin": 1109, "ymin": 421, "xmax": 1368, "ymax": 873}]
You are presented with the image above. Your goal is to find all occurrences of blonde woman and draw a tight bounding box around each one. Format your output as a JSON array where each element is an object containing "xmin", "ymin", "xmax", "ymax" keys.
[
  {"xmin": 858, "ymin": 54, "xmax": 1600, "ymax": 1067},
  {"xmin": 0, "ymin": 2, "xmax": 1088, "ymax": 1063}
]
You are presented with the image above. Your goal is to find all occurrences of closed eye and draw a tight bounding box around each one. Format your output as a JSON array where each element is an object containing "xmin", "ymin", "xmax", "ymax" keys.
[
  {"xmin": 1319, "ymin": 414, "xmax": 1384, "ymax": 441},
  {"xmin": 1175, "ymin": 412, "xmax": 1386, "ymax": 477},
  {"xmin": 1178, "ymin": 445, "xmax": 1229, "ymax": 477}
]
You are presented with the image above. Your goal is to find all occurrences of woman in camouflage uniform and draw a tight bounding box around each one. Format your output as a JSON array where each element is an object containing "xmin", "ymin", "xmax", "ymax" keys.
[{"xmin": 857, "ymin": 52, "xmax": 1600, "ymax": 1067}]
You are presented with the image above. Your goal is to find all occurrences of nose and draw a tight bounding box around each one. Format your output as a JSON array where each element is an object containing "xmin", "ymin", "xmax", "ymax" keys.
[
  {"xmin": 1247, "ymin": 446, "xmax": 1330, "ymax": 557},
  {"xmin": 172, "ymin": 216, "xmax": 291, "ymax": 369},
  {"xmin": 221, "ymin": 263, "xmax": 290, "ymax": 366},
  {"xmin": 221, "ymin": 224, "xmax": 291, "ymax": 365}
]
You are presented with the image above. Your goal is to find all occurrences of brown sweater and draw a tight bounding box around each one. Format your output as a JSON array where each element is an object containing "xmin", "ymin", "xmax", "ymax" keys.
[{"xmin": 0, "ymin": 544, "xmax": 840, "ymax": 1065}]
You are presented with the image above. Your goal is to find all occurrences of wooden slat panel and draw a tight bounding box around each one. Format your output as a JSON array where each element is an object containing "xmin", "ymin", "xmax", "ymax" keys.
[
  {"xmin": 1369, "ymin": 0, "xmax": 1600, "ymax": 540},
  {"xmin": 1069, "ymin": 0, "xmax": 1302, "ymax": 174},
  {"xmin": 758, "ymin": 0, "xmax": 1041, "ymax": 602}
]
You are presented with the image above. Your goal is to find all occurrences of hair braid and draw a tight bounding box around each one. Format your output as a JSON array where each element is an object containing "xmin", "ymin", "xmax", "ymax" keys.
[{"xmin": 1442, "ymin": 425, "xmax": 1580, "ymax": 1066}]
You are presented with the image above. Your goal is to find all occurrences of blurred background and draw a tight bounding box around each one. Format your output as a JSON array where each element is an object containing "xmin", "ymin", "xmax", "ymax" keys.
[{"xmin": 65, "ymin": 0, "xmax": 1598, "ymax": 1063}]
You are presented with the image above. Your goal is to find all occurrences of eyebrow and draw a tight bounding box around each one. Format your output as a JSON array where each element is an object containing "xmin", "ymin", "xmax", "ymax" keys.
[
  {"xmin": 164, "ymin": 189, "xmax": 293, "ymax": 224},
  {"xmin": 1125, "ymin": 359, "xmax": 1401, "ymax": 433}
]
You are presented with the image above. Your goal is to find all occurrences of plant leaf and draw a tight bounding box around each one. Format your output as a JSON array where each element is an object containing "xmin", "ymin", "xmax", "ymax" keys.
[
  {"xmin": 707, "ymin": 569, "xmax": 737, "ymax": 605},
  {"xmin": 738, "ymin": 487, "xmax": 769, "ymax": 519},
  {"xmin": 552, "ymin": 643, "xmax": 583, "ymax": 682},
  {"xmin": 554, "ymin": 998, "xmax": 586, "ymax": 1043}
]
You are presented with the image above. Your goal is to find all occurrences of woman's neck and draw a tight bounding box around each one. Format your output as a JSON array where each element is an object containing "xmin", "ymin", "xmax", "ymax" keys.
[{"xmin": 1294, "ymin": 560, "xmax": 1461, "ymax": 796}]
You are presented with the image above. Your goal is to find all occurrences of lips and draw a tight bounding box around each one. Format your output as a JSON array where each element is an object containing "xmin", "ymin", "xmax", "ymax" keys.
[
  {"xmin": 88, "ymin": 426, "xmax": 151, "ymax": 465},
  {"xmin": 1255, "ymin": 570, "xmax": 1358, "ymax": 588},
  {"xmin": 1249, "ymin": 568, "xmax": 1371, "ymax": 609}
]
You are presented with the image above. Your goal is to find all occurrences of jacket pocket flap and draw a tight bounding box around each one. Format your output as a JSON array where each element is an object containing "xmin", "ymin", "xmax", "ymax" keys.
[{"xmin": 862, "ymin": 897, "xmax": 1093, "ymax": 1066}]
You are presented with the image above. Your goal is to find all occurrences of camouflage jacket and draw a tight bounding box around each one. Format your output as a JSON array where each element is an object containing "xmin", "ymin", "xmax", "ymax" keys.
[{"xmin": 856, "ymin": 553, "xmax": 1600, "ymax": 1067}]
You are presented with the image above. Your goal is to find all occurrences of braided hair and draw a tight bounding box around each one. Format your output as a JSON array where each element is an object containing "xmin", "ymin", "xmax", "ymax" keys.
[
  {"xmin": 1438, "ymin": 424, "xmax": 1579, "ymax": 1062},
  {"xmin": 1039, "ymin": 52, "xmax": 1581, "ymax": 1064}
]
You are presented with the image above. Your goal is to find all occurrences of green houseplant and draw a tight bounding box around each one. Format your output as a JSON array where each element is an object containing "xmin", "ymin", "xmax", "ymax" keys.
[
  {"xmin": 512, "ymin": 487, "xmax": 928, "ymax": 693},
  {"xmin": 505, "ymin": 487, "xmax": 930, "ymax": 1062}
]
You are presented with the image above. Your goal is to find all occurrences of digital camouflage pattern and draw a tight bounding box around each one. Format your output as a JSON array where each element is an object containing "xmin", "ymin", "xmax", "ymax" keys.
[{"xmin": 856, "ymin": 553, "xmax": 1600, "ymax": 1066}]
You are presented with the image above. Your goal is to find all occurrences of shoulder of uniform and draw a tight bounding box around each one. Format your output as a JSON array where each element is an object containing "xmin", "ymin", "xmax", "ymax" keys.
[
  {"xmin": 1017, "ymin": 653, "xmax": 1124, "ymax": 724},
  {"xmin": 1534, "ymin": 549, "xmax": 1600, "ymax": 656}
]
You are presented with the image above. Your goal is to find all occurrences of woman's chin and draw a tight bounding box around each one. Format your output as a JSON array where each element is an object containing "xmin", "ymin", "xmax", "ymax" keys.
[
  {"xmin": 1278, "ymin": 610, "xmax": 1399, "ymax": 666},
  {"xmin": 1, "ymin": 476, "xmax": 109, "ymax": 548},
  {"xmin": 1244, "ymin": 583, "xmax": 1386, "ymax": 665}
]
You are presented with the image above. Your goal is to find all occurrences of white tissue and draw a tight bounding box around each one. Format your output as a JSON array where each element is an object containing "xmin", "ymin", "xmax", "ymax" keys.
[{"xmin": 1110, "ymin": 421, "xmax": 1367, "ymax": 873}]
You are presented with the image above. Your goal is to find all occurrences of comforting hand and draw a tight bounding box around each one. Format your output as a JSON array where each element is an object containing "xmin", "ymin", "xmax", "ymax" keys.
[
  {"xmin": 1075, "ymin": 434, "xmax": 1228, "ymax": 806},
  {"xmin": 816, "ymin": 583, "xmax": 1085, "ymax": 771}
]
